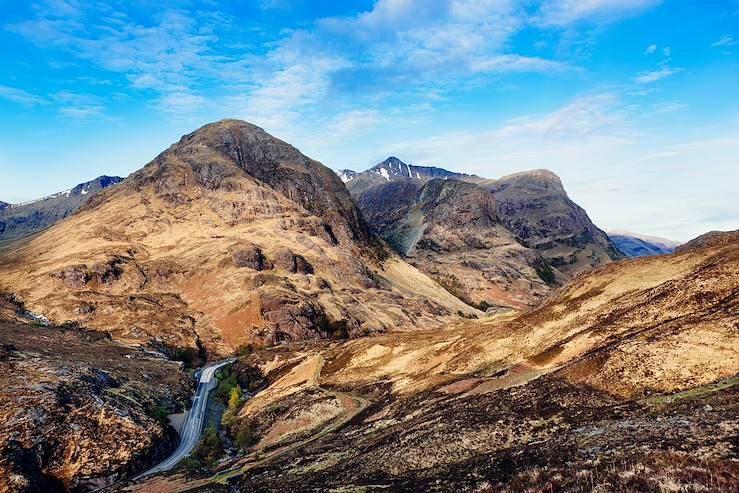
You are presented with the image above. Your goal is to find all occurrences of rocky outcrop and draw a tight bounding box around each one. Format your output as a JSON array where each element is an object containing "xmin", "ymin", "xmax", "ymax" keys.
[
  {"xmin": 0, "ymin": 321, "xmax": 191, "ymax": 492},
  {"xmin": 485, "ymin": 169, "xmax": 623, "ymax": 274},
  {"xmin": 0, "ymin": 176, "xmax": 122, "ymax": 244}
]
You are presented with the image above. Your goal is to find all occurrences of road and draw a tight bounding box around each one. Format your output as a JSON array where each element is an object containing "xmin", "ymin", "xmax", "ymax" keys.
[{"xmin": 135, "ymin": 358, "xmax": 236, "ymax": 479}]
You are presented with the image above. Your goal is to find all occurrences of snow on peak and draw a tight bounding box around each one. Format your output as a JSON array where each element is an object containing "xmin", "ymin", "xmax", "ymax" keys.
[{"xmin": 379, "ymin": 167, "xmax": 391, "ymax": 182}]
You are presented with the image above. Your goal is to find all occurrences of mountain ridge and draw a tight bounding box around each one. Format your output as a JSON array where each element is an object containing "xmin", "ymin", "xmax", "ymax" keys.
[{"xmin": 0, "ymin": 175, "xmax": 123, "ymax": 244}]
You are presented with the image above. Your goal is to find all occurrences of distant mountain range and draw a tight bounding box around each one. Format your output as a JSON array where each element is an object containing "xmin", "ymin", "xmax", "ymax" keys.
[
  {"xmin": 606, "ymin": 229, "xmax": 681, "ymax": 257},
  {"xmin": 0, "ymin": 175, "xmax": 123, "ymax": 244}
]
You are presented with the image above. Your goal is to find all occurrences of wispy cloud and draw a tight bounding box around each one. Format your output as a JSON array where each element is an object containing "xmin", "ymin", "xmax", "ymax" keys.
[
  {"xmin": 634, "ymin": 66, "xmax": 682, "ymax": 83},
  {"xmin": 0, "ymin": 85, "xmax": 47, "ymax": 106},
  {"xmin": 712, "ymin": 34, "xmax": 737, "ymax": 47},
  {"xmin": 644, "ymin": 43, "xmax": 657, "ymax": 54}
]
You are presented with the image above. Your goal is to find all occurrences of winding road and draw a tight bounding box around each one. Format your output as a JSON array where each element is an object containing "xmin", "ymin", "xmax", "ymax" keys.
[{"xmin": 135, "ymin": 358, "xmax": 236, "ymax": 479}]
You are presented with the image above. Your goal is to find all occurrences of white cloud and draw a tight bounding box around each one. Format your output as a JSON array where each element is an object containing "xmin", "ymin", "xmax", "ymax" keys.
[
  {"xmin": 0, "ymin": 86, "xmax": 47, "ymax": 106},
  {"xmin": 644, "ymin": 43, "xmax": 657, "ymax": 54},
  {"xmin": 634, "ymin": 66, "xmax": 682, "ymax": 83},
  {"xmin": 712, "ymin": 35, "xmax": 737, "ymax": 47}
]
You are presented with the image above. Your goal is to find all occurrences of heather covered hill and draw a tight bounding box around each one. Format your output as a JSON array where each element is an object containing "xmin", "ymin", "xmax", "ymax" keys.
[
  {"xmin": 0, "ymin": 121, "xmax": 476, "ymax": 360},
  {"xmin": 144, "ymin": 230, "xmax": 739, "ymax": 492}
]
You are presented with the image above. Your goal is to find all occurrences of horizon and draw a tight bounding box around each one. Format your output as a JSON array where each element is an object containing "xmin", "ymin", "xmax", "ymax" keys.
[{"xmin": 1, "ymin": 1, "xmax": 738, "ymax": 242}]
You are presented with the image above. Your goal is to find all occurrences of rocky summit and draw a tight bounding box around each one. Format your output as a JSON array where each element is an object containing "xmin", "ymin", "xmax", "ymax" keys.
[{"xmin": 0, "ymin": 121, "xmax": 475, "ymax": 361}]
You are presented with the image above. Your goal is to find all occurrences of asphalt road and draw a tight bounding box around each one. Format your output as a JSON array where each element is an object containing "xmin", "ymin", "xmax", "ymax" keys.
[{"xmin": 135, "ymin": 358, "xmax": 235, "ymax": 479}]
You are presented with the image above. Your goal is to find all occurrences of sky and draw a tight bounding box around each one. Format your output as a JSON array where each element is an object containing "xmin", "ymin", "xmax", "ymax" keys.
[{"xmin": 0, "ymin": 0, "xmax": 737, "ymax": 241}]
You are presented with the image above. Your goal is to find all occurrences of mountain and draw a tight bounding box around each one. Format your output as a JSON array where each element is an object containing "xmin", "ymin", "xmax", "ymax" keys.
[
  {"xmin": 484, "ymin": 169, "xmax": 624, "ymax": 275},
  {"xmin": 206, "ymin": 230, "xmax": 739, "ymax": 492},
  {"xmin": 344, "ymin": 158, "xmax": 622, "ymax": 307},
  {"xmin": 0, "ymin": 120, "xmax": 476, "ymax": 361},
  {"xmin": 607, "ymin": 229, "xmax": 681, "ymax": 257},
  {"xmin": 337, "ymin": 156, "xmax": 483, "ymax": 196},
  {"xmin": 356, "ymin": 177, "xmax": 561, "ymax": 309},
  {"xmin": 0, "ymin": 175, "xmax": 123, "ymax": 244}
]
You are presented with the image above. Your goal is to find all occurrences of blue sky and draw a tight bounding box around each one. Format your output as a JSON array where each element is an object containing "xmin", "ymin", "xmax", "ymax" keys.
[{"xmin": 1, "ymin": 0, "xmax": 737, "ymax": 241}]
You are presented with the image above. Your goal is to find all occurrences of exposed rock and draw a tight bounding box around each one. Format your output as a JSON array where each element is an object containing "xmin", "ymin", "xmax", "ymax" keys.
[
  {"xmin": 485, "ymin": 169, "xmax": 624, "ymax": 274},
  {"xmin": 0, "ymin": 321, "xmax": 191, "ymax": 492},
  {"xmin": 272, "ymin": 249, "xmax": 313, "ymax": 274},
  {"xmin": 232, "ymin": 244, "xmax": 271, "ymax": 271}
]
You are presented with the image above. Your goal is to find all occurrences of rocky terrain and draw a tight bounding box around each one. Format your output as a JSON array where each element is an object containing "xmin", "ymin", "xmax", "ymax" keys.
[
  {"xmin": 357, "ymin": 178, "xmax": 560, "ymax": 309},
  {"xmin": 607, "ymin": 229, "xmax": 681, "ymax": 257},
  {"xmin": 0, "ymin": 316, "xmax": 192, "ymax": 493},
  {"xmin": 0, "ymin": 121, "xmax": 476, "ymax": 361},
  {"xmin": 0, "ymin": 176, "xmax": 122, "ymax": 244},
  {"xmin": 131, "ymin": 230, "xmax": 738, "ymax": 492},
  {"xmin": 345, "ymin": 157, "xmax": 620, "ymax": 308},
  {"xmin": 481, "ymin": 169, "xmax": 623, "ymax": 275}
]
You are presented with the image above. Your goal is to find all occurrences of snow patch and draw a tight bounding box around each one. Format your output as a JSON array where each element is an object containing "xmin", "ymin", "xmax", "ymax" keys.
[
  {"xmin": 379, "ymin": 167, "xmax": 391, "ymax": 182},
  {"xmin": 80, "ymin": 189, "xmax": 89, "ymax": 195}
]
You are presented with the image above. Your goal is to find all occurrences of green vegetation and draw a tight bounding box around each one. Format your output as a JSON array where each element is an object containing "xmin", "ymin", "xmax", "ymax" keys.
[
  {"xmin": 221, "ymin": 384, "xmax": 243, "ymax": 427},
  {"xmin": 534, "ymin": 261, "xmax": 557, "ymax": 286},
  {"xmin": 191, "ymin": 426, "xmax": 223, "ymax": 468},
  {"xmin": 169, "ymin": 346, "xmax": 199, "ymax": 368},
  {"xmin": 212, "ymin": 366, "xmax": 240, "ymax": 404},
  {"xmin": 150, "ymin": 404, "xmax": 169, "ymax": 426},
  {"xmin": 642, "ymin": 376, "xmax": 739, "ymax": 407}
]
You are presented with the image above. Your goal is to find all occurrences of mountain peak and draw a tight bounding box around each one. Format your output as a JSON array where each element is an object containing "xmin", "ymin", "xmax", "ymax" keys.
[{"xmin": 494, "ymin": 169, "xmax": 565, "ymax": 194}]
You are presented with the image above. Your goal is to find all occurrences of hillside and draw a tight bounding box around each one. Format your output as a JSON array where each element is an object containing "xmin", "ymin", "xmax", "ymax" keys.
[
  {"xmin": 0, "ymin": 317, "xmax": 192, "ymax": 492},
  {"xmin": 607, "ymin": 229, "xmax": 681, "ymax": 257},
  {"xmin": 0, "ymin": 176, "xmax": 123, "ymax": 244},
  {"xmin": 357, "ymin": 178, "xmax": 561, "ymax": 309},
  {"xmin": 344, "ymin": 158, "xmax": 621, "ymax": 306},
  {"xmin": 137, "ymin": 230, "xmax": 739, "ymax": 492},
  {"xmin": 0, "ymin": 121, "xmax": 476, "ymax": 361}
]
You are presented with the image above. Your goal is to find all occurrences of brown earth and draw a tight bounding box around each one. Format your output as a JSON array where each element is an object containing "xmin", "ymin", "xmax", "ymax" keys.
[{"xmin": 131, "ymin": 230, "xmax": 738, "ymax": 492}]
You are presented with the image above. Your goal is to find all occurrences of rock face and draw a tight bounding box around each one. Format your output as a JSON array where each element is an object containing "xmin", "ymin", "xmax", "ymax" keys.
[
  {"xmin": 0, "ymin": 176, "xmax": 123, "ymax": 244},
  {"xmin": 358, "ymin": 178, "xmax": 560, "ymax": 308},
  {"xmin": 484, "ymin": 169, "xmax": 624, "ymax": 275},
  {"xmin": 0, "ymin": 121, "xmax": 476, "ymax": 357},
  {"xmin": 345, "ymin": 158, "xmax": 617, "ymax": 306},
  {"xmin": 215, "ymin": 230, "xmax": 739, "ymax": 493},
  {"xmin": 607, "ymin": 229, "xmax": 681, "ymax": 257},
  {"xmin": 0, "ymin": 320, "xmax": 191, "ymax": 492}
]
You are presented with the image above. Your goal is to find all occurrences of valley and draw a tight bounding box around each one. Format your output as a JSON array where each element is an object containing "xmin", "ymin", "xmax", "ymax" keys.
[{"xmin": 0, "ymin": 121, "xmax": 736, "ymax": 493}]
